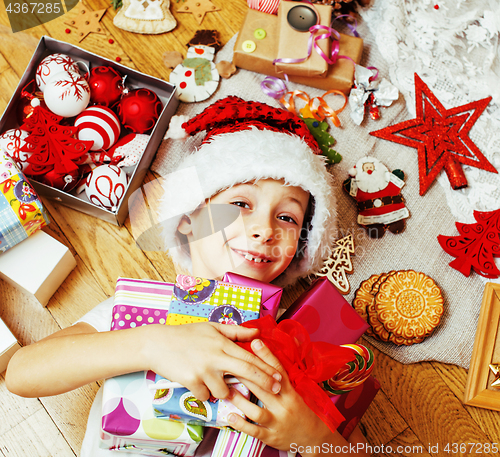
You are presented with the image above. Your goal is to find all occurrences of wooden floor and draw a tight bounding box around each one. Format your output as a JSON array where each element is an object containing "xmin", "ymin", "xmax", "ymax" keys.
[{"xmin": 1, "ymin": 0, "xmax": 500, "ymax": 456}]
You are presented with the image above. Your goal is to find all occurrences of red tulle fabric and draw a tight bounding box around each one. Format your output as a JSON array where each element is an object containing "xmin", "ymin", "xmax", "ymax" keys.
[{"xmin": 238, "ymin": 315, "xmax": 357, "ymax": 434}]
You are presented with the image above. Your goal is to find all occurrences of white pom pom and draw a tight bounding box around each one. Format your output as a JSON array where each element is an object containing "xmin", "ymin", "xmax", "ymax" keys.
[
  {"xmin": 348, "ymin": 166, "xmax": 357, "ymax": 177},
  {"xmin": 165, "ymin": 115, "xmax": 189, "ymax": 140}
]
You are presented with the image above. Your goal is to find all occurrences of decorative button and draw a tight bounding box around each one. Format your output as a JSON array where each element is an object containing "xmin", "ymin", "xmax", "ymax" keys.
[
  {"xmin": 287, "ymin": 5, "xmax": 318, "ymax": 32},
  {"xmin": 254, "ymin": 28, "xmax": 266, "ymax": 40},
  {"xmin": 373, "ymin": 199, "xmax": 382, "ymax": 208},
  {"xmin": 242, "ymin": 40, "xmax": 257, "ymax": 53}
]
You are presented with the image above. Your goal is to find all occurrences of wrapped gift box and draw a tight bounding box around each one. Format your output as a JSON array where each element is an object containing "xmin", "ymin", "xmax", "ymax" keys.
[
  {"xmin": 0, "ymin": 318, "xmax": 20, "ymax": 374},
  {"xmin": 0, "ymin": 230, "xmax": 77, "ymax": 306},
  {"xmin": 234, "ymin": 9, "xmax": 363, "ymax": 93},
  {"xmin": 279, "ymin": 277, "xmax": 369, "ymax": 344},
  {"xmin": 152, "ymin": 375, "xmax": 251, "ymax": 428},
  {"xmin": 222, "ymin": 272, "xmax": 282, "ymax": 320},
  {"xmin": 0, "ymin": 152, "xmax": 49, "ymax": 253},
  {"xmin": 0, "ymin": 36, "xmax": 179, "ymax": 226},
  {"xmin": 275, "ymin": 2, "xmax": 332, "ymax": 77},
  {"xmin": 166, "ymin": 275, "xmax": 261, "ymax": 325},
  {"xmin": 100, "ymin": 370, "xmax": 203, "ymax": 456},
  {"xmin": 111, "ymin": 277, "xmax": 174, "ymax": 331}
]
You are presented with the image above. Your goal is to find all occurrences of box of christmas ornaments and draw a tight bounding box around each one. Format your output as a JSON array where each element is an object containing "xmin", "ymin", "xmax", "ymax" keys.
[{"xmin": 0, "ymin": 36, "xmax": 179, "ymax": 225}]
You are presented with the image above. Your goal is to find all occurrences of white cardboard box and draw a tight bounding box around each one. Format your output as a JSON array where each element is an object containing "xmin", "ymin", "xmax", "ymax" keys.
[
  {"xmin": 0, "ymin": 230, "xmax": 77, "ymax": 306},
  {"xmin": 0, "ymin": 318, "xmax": 20, "ymax": 373}
]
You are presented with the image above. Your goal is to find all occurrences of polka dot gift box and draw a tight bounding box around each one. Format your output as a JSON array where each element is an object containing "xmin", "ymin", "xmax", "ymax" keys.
[{"xmin": 110, "ymin": 277, "xmax": 174, "ymax": 331}]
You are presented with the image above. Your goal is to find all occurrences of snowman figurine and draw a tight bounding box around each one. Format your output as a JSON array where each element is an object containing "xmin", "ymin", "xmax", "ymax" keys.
[{"xmin": 169, "ymin": 44, "xmax": 220, "ymax": 103}]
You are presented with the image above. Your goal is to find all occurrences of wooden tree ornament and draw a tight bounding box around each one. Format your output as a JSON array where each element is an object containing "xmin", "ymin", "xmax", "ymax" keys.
[{"xmin": 316, "ymin": 234, "xmax": 355, "ymax": 294}]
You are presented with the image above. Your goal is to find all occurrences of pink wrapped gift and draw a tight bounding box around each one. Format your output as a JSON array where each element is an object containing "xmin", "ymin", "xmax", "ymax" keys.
[
  {"xmin": 222, "ymin": 272, "xmax": 282, "ymax": 320},
  {"xmin": 279, "ymin": 278, "xmax": 369, "ymax": 345},
  {"xmin": 110, "ymin": 277, "xmax": 174, "ymax": 331}
]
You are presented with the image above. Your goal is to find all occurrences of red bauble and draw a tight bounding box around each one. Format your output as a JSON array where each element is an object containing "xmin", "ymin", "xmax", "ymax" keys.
[
  {"xmin": 116, "ymin": 88, "xmax": 163, "ymax": 134},
  {"xmin": 89, "ymin": 66, "xmax": 125, "ymax": 107},
  {"xmin": 37, "ymin": 168, "xmax": 81, "ymax": 192},
  {"xmin": 17, "ymin": 80, "xmax": 47, "ymax": 125}
]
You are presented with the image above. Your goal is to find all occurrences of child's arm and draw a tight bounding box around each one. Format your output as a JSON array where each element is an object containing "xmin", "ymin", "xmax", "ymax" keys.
[
  {"xmin": 226, "ymin": 339, "xmax": 370, "ymax": 457},
  {"xmin": 6, "ymin": 321, "xmax": 281, "ymax": 401}
]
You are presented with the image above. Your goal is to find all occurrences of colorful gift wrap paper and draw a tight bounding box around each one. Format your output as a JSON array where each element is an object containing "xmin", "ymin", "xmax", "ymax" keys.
[
  {"xmin": 0, "ymin": 152, "xmax": 49, "ymax": 253},
  {"xmin": 152, "ymin": 375, "xmax": 251, "ymax": 428},
  {"xmin": 100, "ymin": 370, "xmax": 204, "ymax": 456},
  {"xmin": 222, "ymin": 272, "xmax": 282, "ymax": 320},
  {"xmin": 111, "ymin": 277, "xmax": 174, "ymax": 331},
  {"xmin": 279, "ymin": 277, "xmax": 369, "ymax": 345},
  {"xmin": 166, "ymin": 275, "xmax": 261, "ymax": 326},
  {"xmin": 212, "ymin": 429, "xmax": 266, "ymax": 457}
]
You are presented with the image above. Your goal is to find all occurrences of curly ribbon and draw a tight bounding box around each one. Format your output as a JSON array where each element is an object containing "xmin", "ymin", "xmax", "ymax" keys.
[
  {"xmin": 238, "ymin": 315, "xmax": 366, "ymax": 434},
  {"xmin": 272, "ymin": 4, "xmax": 360, "ymax": 69},
  {"xmin": 280, "ymin": 88, "xmax": 348, "ymax": 127},
  {"xmin": 331, "ymin": 14, "xmax": 360, "ymax": 38}
]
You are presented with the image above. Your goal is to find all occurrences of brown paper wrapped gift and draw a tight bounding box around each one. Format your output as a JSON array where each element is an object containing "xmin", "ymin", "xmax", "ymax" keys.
[
  {"xmin": 234, "ymin": 9, "xmax": 363, "ymax": 94},
  {"xmin": 275, "ymin": 2, "xmax": 332, "ymax": 77}
]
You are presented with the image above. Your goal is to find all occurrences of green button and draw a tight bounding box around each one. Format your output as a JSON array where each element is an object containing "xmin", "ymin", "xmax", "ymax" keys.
[
  {"xmin": 242, "ymin": 40, "xmax": 257, "ymax": 53},
  {"xmin": 254, "ymin": 28, "xmax": 266, "ymax": 40}
]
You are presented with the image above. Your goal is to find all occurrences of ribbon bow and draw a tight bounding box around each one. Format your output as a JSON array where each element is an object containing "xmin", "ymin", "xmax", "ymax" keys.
[{"xmin": 238, "ymin": 315, "xmax": 362, "ymax": 433}]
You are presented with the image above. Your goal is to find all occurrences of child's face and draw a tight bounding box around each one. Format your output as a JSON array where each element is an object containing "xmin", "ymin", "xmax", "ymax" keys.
[{"xmin": 178, "ymin": 179, "xmax": 310, "ymax": 283}]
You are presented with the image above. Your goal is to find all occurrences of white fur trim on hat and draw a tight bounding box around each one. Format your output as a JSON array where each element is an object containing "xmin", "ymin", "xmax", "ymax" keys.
[{"xmin": 158, "ymin": 127, "xmax": 337, "ymax": 287}]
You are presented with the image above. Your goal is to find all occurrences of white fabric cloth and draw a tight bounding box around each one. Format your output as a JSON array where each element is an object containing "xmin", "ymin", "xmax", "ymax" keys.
[{"xmin": 152, "ymin": 4, "xmax": 499, "ymax": 368}]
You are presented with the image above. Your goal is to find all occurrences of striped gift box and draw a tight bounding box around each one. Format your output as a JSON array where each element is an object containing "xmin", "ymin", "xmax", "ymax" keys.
[
  {"xmin": 111, "ymin": 277, "xmax": 174, "ymax": 330},
  {"xmin": 212, "ymin": 429, "xmax": 266, "ymax": 457}
]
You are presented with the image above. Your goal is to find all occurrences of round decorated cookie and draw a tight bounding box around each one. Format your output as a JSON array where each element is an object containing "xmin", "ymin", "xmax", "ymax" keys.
[{"xmin": 375, "ymin": 270, "xmax": 444, "ymax": 340}]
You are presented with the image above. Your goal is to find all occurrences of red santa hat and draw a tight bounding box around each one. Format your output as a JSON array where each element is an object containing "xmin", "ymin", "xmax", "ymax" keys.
[{"xmin": 159, "ymin": 96, "xmax": 337, "ymax": 287}]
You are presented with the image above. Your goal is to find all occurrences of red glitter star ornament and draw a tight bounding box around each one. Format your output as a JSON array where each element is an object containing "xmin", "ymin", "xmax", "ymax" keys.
[{"xmin": 370, "ymin": 73, "xmax": 497, "ymax": 195}]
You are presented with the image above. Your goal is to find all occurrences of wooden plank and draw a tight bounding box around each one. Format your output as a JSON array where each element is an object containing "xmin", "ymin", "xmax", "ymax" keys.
[
  {"xmin": 0, "ymin": 408, "xmax": 76, "ymax": 456},
  {"xmin": 40, "ymin": 383, "xmax": 100, "ymax": 455},
  {"xmin": 360, "ymin": 383, "xmax": 408, "ymax": 447},
  {"xmin": 433, "ymin": 362, "xmax": 500, "ymax": 443},
  {"xmin": 39, "ymin": 198, "xmax": 163, "ymax": 297},
  {"xmin": 0, "ymin": 373, "xmax": 43, "ymax": 437},
  {"xmin": 0, "ymin": 68, "xmax": 21, "ymax": 116},
  {"xmin": 363, "ymin": 340, "xmax": 499, "ymax": 456},
  {"xmin": 372, "ymin": 428, "xmax": 432, "ymax": 457}
]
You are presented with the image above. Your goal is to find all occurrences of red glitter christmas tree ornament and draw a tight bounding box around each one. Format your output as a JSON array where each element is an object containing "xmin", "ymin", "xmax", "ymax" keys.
[
  {"xmin": 370, "ymin": 73, "xmax": 497, "ymax": 195},
  {"xmin": 437, "ymin": 208, "xmax": 500, "ymax": 278},
  {"xmin": 21, "ymin": 106, "xmax": 93, "ymax": 176}
]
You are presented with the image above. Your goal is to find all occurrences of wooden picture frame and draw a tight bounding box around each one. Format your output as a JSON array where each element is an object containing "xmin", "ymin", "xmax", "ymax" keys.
[{"xmin": 464, "ymin": 282, "xmax": 500, "ymax": 410}]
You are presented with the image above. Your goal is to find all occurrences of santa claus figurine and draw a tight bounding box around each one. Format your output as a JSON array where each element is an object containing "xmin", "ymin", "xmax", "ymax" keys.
[{"xmin": 343, "ymin": 156, "xmax": 410, "ymax": 238}]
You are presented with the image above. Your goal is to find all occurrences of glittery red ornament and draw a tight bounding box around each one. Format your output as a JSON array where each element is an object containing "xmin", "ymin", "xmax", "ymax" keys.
[
  {"xmin": 89, "ymin": 66, "xmax": 125, "ymax": 107},
  {"xmin": 438, "ymin": 208, "xmax": 500, "ymax": 278},
  {"xmin": 370, "ymin": 73, "xmax": 497, "ymax": 195},
  {"xmin": 116, "ymin": 88, "xmax": 163, "ymax": 134}
]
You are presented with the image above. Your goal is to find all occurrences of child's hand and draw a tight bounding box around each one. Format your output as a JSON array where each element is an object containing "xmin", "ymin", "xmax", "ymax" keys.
[
  {"xmin": 146, "ymin": 323, "xmax": 282, "ymax": 402},
  {"xmin": 226, "ymin": 339, "xmax": 369, "ymax": 457}
]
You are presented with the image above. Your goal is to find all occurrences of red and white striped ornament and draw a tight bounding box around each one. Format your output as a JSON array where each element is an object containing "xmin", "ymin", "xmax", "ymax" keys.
[
  {"xmin": 85, "ymin": 164, "xmax": 128, "ymax": 211},
  {"xmin": 75, "ymin": 106, "xmax": 121, "ymax": 151},
  {"xmin": 246, "ymin": 0, "xmax": 280, "ymax": 14}
]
